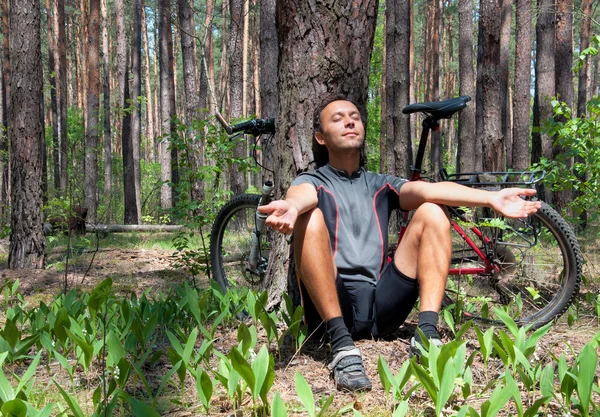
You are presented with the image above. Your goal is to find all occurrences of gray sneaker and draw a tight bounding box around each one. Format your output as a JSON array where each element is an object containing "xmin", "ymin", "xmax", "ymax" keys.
[
  {"xmin": 327, "ymin": 346, "xmax": 372, "ymax": 392},
  {"xmin": 409, "ymin": 334, "xmax": 444, "ymax": 357}
]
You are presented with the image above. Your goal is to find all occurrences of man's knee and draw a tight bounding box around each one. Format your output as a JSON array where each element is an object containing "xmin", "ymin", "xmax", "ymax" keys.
[{"xmin": 414, "ymin": 203, "xmax": 450, "ymax": 229}]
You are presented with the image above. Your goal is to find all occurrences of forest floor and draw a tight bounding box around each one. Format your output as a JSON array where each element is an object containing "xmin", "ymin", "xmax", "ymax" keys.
[{"xmin": 0, "ymin": 235, "xmax": 599, "ymax": 415}]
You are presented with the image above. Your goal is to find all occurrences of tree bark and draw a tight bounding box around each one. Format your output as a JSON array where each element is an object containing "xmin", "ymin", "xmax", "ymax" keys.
[
  {"xmin": 8, "ymin": 0, "xmax": 46, "ymax": 269},
  {"xmin": 270, "ymin": 0, "xmax": 378, "ymax": 307},
  {"xmin": 159, "ymin": 0, "xmax": 175, "ymax": 210},
  {"xmin": 199, "ymin": 0, "xmax": 215, "ymax": 113},
  {"xmin": 386, "ymin": 0, "xmax": 412, "ymax": 178},
  {"xmin": 115, "ymin": 0, "xmax": 127, "ymax": 155},
  {"xmin": 426, "ymin": 0, "xmax": 442, "ymax": 177},
  {"xmin": 56, "ymin": 0, "xmax": 67, "ymax": 193},
  {"xmin": 259, "ymin": 0, "xmax": 278, "ymax": 172},
  {"xmin": 511, "ymin": 0, "xmax": 532, "ymax": 170},
  {"xmin": 101, "ymin": 0, "xmax": 112, "ymax": 213},
  {"xmin": 178, "ymin": 0, "xmax": 205, "ymax": 204},
  {"xmin": 141, "ymin": 2, "xmax": 156, "ymax": 161},
  {"xmin": 477, "ymin": 0, "xmax": 503, "ymax": 171},
  {"xmin": 1, "ymin": 0, "xmax": 11, "ymax": 218},
  {"xmin": 228, "ymin": 0, "xmax": 245, "ymax": 195},
  {"xmin": 46, "ymin": 0, "xmax": 60, "ymax": 192},
  {"xmin": 499, "ymin": 0, "xmax": 512, "ymax": 167},
  {"xmin": 124, "ymin": 0, "xmax": 142, "ymax": 224},
  {"xmin": 577, "ymin": 0, "xmax": 593, "ymax": 118},
  {"xmin": 85, "ymin": 0, "xmax": 101, "ymax": 223},
  {"xmin": 532, "ymin": 0, "xmax": 555, "ymax": 171},
  {"xmin": 553, "ymin": 0, "xmax": 573, "ymax": 211}
]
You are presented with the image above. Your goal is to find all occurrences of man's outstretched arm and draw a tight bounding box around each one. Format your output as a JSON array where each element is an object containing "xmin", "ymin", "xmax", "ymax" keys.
[
  {"xmin": 257, "ymin": 183, "xmax": 318, "ymax": 234},
  {"xmin": 399, "ymin": 181, "xmax": 542, "ymax": 218}
]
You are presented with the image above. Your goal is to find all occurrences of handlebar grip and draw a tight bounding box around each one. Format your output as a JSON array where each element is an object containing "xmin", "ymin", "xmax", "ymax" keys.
[{"xmin": 230, "ymin": 119, "xmax": 258, "ymax": 134}]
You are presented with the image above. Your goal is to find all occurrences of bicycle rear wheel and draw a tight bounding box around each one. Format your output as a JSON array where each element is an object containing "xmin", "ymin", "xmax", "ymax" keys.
[
  {"xmin": 210, "ymin": 194, "xmax": 270, "ymax": 293},
  {"xmin": 445, "ymin": 201, "xmax": 582, "ymax": 329}
]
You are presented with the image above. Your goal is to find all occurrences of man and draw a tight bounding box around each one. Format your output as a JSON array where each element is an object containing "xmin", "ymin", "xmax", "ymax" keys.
[{"xmin": 258, "ymin": 95, "xmax": 541, "ymax": 392}]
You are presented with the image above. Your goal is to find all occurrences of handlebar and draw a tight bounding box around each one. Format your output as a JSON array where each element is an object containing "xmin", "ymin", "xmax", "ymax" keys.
[{"xmin": 215, "ymin": 113, "xmax": 275, "ymax": 136}]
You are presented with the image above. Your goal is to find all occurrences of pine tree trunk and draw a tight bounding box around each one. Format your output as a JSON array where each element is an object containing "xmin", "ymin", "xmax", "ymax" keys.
[
  {"xmin": 8, "ymin": 0, "xmax": 46, "ymax": 269},
  {"xmin": 576, "ymin": 0, "xmax": 592, "ymax": 228},
  {"xmin": 46, "ymin": 0, "xmax": 60, "ymax": 192},
  {"xmin": 178, "ymin": 0, "xmax": 205, "ymax": 204},
  {"xmin": 553, "ymin": 0, "xmax": 573, "ymax": 212},
  {"xmin": 577, "ymin": 0, "xmax": 592, "ymax": 118},
  {"xmin": 228, "ymin": 0, "xmax": 245, "ymax": 194},
  {"xmin": 128, "ymin": 0, "xmax": 142, "ymax": 223},
  {"xmin": 199, "ymin": 0, "xmax": 214, "ymax": 113},
  {"xmin": 499, "ymin": 0, "xmax": 512, "ymax": 166},
  {"xmin": 477, "ymin": 0, "xmax": 503, "ymax": 171},
  {"xmin": 85, "ymin": 0, "xmax": 101, "ymax": 224},
  {"xmin": 267, "ymin": 0, "xmax": 378, "ymax": 308},
  {"xmin": 259, "ymin": 0, "xmax": 277, "ymax": 172},
  {"xmin": 511, "ymin": 0, "xmax": 532, "ymax": 170},
  {"xmin": 159, "ymin": 0, "xmax": 175, "ymax": 210},
  {"xmin": 532, "ymin": 0, "xmax": 555, "ymax": 174},
  {"xmin": 101, "ymin": 0, "xmax": 112, "ymax": 212},
  {"xmin": 0, "ymin": 0, "xmax": 10, "ymax": 222},
  {"xmin": 80, "ymin": 0, "xmax": 89, "ymax": 126},
  {"xmin": 219, "ymin": 0, "xmax": 228, "ymax": 112},
  {"xmin": 141, "ymin": 3, "xmax": 155, "ymax": 162},
  {"xmin": 115, "ymin": 0, "xmax": 127, "ymax": 155},
  {"xmin": 386, "ymin": 0, "xmax": 412, "ymax": 179}
]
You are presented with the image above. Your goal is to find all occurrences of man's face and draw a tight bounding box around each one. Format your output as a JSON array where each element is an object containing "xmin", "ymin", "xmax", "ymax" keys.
[{"xmin": 315, "ymin": 100, "xmax": 365, "ymax": 154}]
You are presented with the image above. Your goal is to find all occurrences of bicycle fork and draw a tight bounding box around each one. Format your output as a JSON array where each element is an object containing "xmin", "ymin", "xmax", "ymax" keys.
[{"xmin": 247, "ymin": 181, "xmax": 274, "ymax": 274}]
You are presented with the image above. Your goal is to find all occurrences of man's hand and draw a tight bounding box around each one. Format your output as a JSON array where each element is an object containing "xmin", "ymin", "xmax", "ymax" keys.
[
  {"xmin": 489, "ymin": 188, "xmax": 542, "ymax": 218},
  {"xmin": 258, "ymin": 200, "xmax": 299, "ymax": 234}
]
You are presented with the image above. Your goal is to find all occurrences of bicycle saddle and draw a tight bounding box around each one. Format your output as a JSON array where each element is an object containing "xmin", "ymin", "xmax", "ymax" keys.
[{"xmin": 402, "ymin": 96, "xmax": 471, "ymax": 120}]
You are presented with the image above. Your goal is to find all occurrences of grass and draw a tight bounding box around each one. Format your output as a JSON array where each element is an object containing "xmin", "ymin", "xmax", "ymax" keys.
[{"xmin": 46, "ymin": 231, "xmax": 207, "ymax": 253}]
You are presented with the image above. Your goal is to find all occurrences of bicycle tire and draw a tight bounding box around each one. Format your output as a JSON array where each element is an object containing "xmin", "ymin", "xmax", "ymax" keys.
[
  {"xmin": 445, "ymin": 201, "xmax": 582, "ymax": 329},
  {"xmin": 210, "ymin": 194, "xmax": 270, "ymax": 293}
]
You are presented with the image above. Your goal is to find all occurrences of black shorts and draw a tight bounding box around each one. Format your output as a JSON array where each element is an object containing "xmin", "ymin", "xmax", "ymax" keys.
[{"xmin": 298, "ymin": 261, "xmax": 419, "ymax": 339}]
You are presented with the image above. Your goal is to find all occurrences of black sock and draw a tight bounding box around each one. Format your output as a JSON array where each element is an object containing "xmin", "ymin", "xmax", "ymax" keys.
[
  {"xmin": 326, "ymin": 316, "xmax": 354, "ymax": 354},
  {"xmin": 417, "ymin": 311, "xmax": 440, "ymax": 339}
]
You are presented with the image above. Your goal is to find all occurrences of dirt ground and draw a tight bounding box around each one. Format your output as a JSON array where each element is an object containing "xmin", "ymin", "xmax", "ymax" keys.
[{"xmin": 1, "ymin": 244, "xmax": 599, "ymax": 415}]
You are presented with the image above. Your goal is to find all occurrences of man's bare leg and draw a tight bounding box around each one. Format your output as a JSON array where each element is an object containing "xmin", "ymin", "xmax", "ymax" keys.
[
  {"xmin": 393, "ymin": 203, "xmax": 451, "ymax": 345},
  {"xmin": 293, "ymin": 208, "xmax": 341, "ymax": 321},
  {"xmin": 294, "ymin": 207, "xmax": 372, "ymax": 391}
]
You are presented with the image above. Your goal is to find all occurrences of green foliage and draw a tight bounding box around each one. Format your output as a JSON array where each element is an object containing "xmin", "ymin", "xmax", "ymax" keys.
[{"xmin": 536, "ymin": 96, "xmax": 600, "ymax": 223}]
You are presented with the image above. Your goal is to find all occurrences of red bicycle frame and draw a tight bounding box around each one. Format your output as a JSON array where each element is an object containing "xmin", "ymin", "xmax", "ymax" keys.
[{"xmin": 393, "ymin": 116, "xmax": 501, "ymax": 277}]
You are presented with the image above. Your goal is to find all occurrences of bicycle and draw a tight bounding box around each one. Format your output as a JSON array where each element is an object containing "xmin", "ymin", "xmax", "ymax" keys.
[{"xmin": 210, "ymin": 96, "xmax": 582, "ymax": 329}]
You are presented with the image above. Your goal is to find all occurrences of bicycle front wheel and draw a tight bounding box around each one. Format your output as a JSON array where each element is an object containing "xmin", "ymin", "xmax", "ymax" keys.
[
  {"xmin": 210, "ymin": 194, "xmax": 270, "ymax": 293},
  {"xmin": 446, "ymin": 201, "xmax": 582, "ymax": 329}
]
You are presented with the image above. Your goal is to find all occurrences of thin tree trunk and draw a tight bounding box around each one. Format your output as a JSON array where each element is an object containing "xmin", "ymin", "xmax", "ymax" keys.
[
  {"xmin": 229, "ymin": 0, "xmax": 245, "ymax": 195},
  {"xmin": 85, "ymin": 0, "xmax": 101, "ymax": 223},
  {"xmin": 242, "ymin": 0, "xmax": 249, "ymax": 116},
  {"xmin": 511, "ymin": 0, "xmax": 532, "ymax": 170},
  {"xmin": 219, "ymin": 0, "xmax": 228, "ymax": 111},
  {"xmin": 101, "ymin": 0, "xmax": 112, "ymax": 213},
  {"xmin": 80, "ymin": 0, "xmax": 89, "ymax": 125},
  {"xmin": 0, "ymin": 0, "xmax": 10, "ymax": 221},
  {"xmin": 46, "ymin": 0, "xmax": 60, "ymax": 192},
  {"xmin": 199, "ymin": 0, "xmax": 215, "ymax": 113},
  {"xmin": 57, "ymin": 0, "xmax": 68, "ymax": 192},
  {"xmin": 386, "ymin": 0, "xmax": 412, "ymax": 178},
  {"xmin": 259, "ymin": 0, "xmax": 277, "ymax": 173},
  {"xmin": 141, "ymin": 2, "xmax": 155, "ymax": 162},
  {"xmin": 159, "ymin": 0, "xmax": 174, "ymax": 210},
  {"xmin": 178, "ymin": 0, "xmax": 204, "ymax": 204},
  {"xmin": 127, "ymin": 0, "xmax": 142, "ymax": 223},
  {"xmin": 115, "ymin": 0, "xmax": 127, "ymax": 155},
  {"xmin": 499, "ymin": 0, "xmax": 512, "ymax": 167},
  {"xmin": 9, "ymin": 0, "xmax": 46, "ymax": 269},
  {"xmin": 152, "ymin": 5, "xmax": 161, "ymax": 150},
  {"xmin": 532, "ymin": 0, "xmax": 555, "ymax": 178},
  {"xmin": 478, "ymin": 0, "xmax": 503, "ymax": 171},
  {"xmin": 577, "ymin": 0, "xmax": 593, "ymax": 118},
  {"xmin": 553, "ymin": 0, "xmax": 573, "ymax": 211}
]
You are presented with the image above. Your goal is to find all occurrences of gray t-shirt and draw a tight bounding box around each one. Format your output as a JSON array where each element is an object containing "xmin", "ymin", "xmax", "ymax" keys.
[{"xmin": 291, "ymin": 164, "xmax": 407, "ymax": 284}]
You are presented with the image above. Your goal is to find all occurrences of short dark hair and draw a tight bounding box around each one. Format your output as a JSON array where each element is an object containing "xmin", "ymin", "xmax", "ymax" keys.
[{"xmin": 312, "ymin": 93, "xmax": 367, "ymax": 168}]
